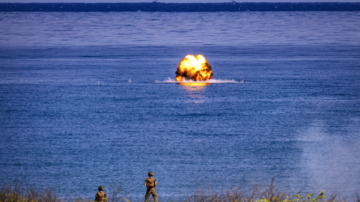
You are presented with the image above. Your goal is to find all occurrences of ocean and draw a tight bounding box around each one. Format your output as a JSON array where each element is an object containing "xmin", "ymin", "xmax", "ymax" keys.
[{"xmin": 0, "ymin": 10, "xmax": 360, "ymax": 200}]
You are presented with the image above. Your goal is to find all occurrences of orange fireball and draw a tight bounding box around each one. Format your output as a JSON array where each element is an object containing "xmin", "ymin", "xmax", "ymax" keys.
[{"xmin": 175, "ymin": 55, "xmax": 213, "ymax": 81}]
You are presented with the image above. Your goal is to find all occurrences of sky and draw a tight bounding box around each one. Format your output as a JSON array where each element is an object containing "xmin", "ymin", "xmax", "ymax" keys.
[{"xmin": 1, "ymin": 0, "xmax": 360, "ymax": 3}]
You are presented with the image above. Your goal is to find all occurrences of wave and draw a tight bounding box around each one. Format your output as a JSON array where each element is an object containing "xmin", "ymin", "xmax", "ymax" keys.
[{"xmin": 155, "ymin": 78, "xmax": 243, "ymax": 84}]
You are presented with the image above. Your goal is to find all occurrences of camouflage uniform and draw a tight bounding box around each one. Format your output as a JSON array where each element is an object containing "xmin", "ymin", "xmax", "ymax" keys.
[
  {"xmin": 145, "ymin": 173, "xmax": 158, "ymax": 202},
  {"xmin": 95, "ymin": 186, "xmax": 107, "ymax": 202}
]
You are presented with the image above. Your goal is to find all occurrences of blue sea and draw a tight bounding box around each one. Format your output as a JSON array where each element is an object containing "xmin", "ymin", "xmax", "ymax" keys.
[{"xmin": 0, "ymin": 11, "xmax": 360, "ymax": 200}]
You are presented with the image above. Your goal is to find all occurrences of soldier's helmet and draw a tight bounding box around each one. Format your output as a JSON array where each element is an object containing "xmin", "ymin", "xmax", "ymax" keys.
[
  {"xmin": 98, "ymin": 186, "xmax": 104, "ymax": 191},
  {"xmin": 148, "ymin": 171, "xmax": 153, "ymax": 176}
]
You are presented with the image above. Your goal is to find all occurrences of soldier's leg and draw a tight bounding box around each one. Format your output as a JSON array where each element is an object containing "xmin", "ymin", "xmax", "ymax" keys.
[
  {"xmin": 151, "ymin": 188, "xmax": 158, "ymax": 202},
  {"xmin": 145, "ymin": 188, "xmax": 151, "ymax": 202}
]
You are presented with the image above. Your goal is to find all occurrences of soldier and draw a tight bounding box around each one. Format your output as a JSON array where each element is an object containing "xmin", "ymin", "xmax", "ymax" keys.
[
  {"xmin": 144, "ymin": 171, "xmax": 158, "ymax": 202},
  {"xmin": 95, "ymin": 186, "xmax": 107, "ymax": 202}
]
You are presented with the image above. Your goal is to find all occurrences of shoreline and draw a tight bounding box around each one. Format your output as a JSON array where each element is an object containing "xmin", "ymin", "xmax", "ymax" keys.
[{"xmin": 1, "ymin": 181, "xmax": 359, "ymax": 202}]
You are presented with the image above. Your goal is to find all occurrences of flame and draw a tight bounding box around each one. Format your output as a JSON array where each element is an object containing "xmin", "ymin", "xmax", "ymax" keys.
[
  {"xmin": 178, "ymin": 82, "xmax": 210, "ymax": 86},
  {"xmin": 175, "ymin": 55, "xmax": 213, "ymax": 81}
]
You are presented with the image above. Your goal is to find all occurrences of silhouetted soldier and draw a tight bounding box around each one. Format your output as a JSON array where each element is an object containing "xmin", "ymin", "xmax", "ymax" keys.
[
  {"xmin": 95, "ymin": 186, "xmax": 107, "ymax": 202},
  {"xmin": 145, "ymin": 171, "xmax": 158, "ymax": 202}
]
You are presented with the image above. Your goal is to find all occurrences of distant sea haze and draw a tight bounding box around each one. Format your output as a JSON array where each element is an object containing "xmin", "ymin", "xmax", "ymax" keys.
[{"xmin": 1, "ymin": 2, "xmax": 360, "ymax": 12}]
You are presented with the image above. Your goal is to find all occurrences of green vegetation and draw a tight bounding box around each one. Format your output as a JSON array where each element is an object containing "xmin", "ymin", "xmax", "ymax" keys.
[
  {"xmin": 0, "ymin": 182, "xmax": 358, "ymax": 202},
  {"xmin": 0, "ymin": 182, "xmax": 59, "ymax": 202},
  {"xmin": 0, "ymin": 182, "xmax": 128, "ymax": 202}
]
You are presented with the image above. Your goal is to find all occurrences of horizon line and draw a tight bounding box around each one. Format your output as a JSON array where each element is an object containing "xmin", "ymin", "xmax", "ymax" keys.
[
  {"xmin": 0, "ymin": 1, "xmax": 360, "ymax": 4},
  {"xmin": 2, "ymin": 2, "xmax": 360, "ymax": 11}
]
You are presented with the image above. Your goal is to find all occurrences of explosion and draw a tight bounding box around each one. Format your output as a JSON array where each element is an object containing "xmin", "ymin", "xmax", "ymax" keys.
[{"xmin": 175, "ymin": 55, "xmax": 213, "ymax": 81}]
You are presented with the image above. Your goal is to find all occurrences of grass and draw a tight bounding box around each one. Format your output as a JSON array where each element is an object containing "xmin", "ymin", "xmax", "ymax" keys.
[
  {"xmin": 0, "ymin": 181, "xmax": 129, "ymax": 202},
  {"xmin": 178, "ymin": 175, "xmax": 331, "ymax": 202},
  {"xmin": 0, "ymin": 182, "xmax": 59, "ymax": 202},
  {"xmin": 1, "ymin": 178, "xmax": 359, "ymax": 202}
]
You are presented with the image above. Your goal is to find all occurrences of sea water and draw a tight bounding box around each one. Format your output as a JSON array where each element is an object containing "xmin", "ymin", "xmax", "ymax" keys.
[{"xmin": 0, "ymin": 11, "xmax": 360, "ymax": 199}]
